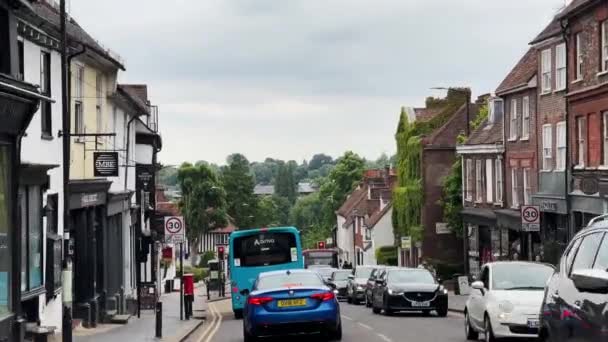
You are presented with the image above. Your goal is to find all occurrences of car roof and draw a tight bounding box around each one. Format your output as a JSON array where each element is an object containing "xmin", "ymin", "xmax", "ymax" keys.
[{"xmin": 484, "ymin": 261, "xmax": 555, "ymax": 269}]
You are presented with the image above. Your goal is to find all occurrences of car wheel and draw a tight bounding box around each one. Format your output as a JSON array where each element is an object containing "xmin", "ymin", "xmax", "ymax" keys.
[
  {"xmin": 464, "ymin": 311, "xmax": 479, "ymax": 340},
  {"xmin": 243, "ymin": 322, "xmax": 257, "ymax": 342},
  {"xmin": 347, "ymin": 289, "xmax": 353, "ymax": 304},
  {"xmin": 383, "ymin": 296, "xmax": 393, "ymax": 316},
  {"xmin": 234, "ymin": 309, "xmax": 243, "ymax": 319},
  {"xmin": 328, "ymin": 321, "xmax": 342, "ymax": 341},
  {"xmin": 437, "ymin": 306, "xmax": 448, "ymax": 317},
  {"xmin": 484, "ymin": 315, "xmax": 496, "ymax": 342},
  {"xmin": 365, "ymin": 294, "xmax": 372, "ymax": 308}
]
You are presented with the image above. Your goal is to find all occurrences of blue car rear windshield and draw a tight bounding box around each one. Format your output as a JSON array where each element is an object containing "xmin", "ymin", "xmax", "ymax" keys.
[
  {"xmin": 256, "ymin": 272, "xmax": 324, "ymax": 290},
  {"xmin": 233, "ymin": 232, "xmax": 296, "ymax": 267}
]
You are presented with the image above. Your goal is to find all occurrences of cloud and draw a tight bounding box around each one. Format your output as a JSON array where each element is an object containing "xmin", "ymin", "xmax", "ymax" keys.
[{"xmin": 71, "ymin": 0, "xmax": 565, "ymax": 164}]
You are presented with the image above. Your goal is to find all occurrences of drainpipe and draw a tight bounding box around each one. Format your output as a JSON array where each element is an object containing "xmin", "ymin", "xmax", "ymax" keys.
[
  {"xmin": 124, "ymin": 116, "xmax": 138, "ymax": 190},
  {"xmin": 560, "ymin": 18, "xmax": 572, "ymax": 240}
]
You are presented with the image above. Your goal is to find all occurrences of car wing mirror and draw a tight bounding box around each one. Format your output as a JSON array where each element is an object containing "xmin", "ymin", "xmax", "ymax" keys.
[
  {"xmin": 375, "ymin": 279, "xmax": 384, "ymax": 285},
  {"xmin": 326, "ymin": 281, "xmax": 337, "ymax": 289},
  {"xmin": 348, "ymin": 275, "xmax": 355, "ymax": 280},
  {"xmin": 240, "ymin": 289, "xmax": 250, "ymax": 296},
  {"xmin": 471, "ymin": 281, "xmax": 485, "ymax": 295},
  {"xmin": 572, "ymin": 269, "xmax": 608, "ymax": 293}
]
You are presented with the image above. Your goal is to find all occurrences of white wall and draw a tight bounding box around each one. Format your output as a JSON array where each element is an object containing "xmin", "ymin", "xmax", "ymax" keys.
[
  {"xmin": 336, "ymin": 215, "xmax": 354, "ymax": 264},
  {"xmin": 19, "ymin": 38, "xmax": 64, "ymax": 330},
  {"xmin": 365, "ymin": 207, "xmax": 396, "ymax": 266}
]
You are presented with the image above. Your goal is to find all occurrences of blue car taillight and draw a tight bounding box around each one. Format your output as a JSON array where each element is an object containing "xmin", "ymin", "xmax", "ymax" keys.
[
  {"xmin": 248, "ymin": 296, "xmax": 273, "ymax": 306},
  {"xmin": 310, "ymin": 291, "xmax": 335, "ymax": 301}
]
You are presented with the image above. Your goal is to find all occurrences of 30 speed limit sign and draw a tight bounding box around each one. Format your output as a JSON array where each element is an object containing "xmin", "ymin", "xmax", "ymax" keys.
[
  {"xmin": 164, "ymin": 216, "xmax": 185, "ymax": 243},
  {"xmin": 521, "ymin": 205, "xmax": 540, "ymax": 232}
]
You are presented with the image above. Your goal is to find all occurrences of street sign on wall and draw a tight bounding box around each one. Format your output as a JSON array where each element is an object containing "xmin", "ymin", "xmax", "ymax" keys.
[
  {"xmin": 401, "ymin": 236, "xmax": 412, "ymax": 250},
  {"xmin": 164, "ymin": 216, "xmax": 185, "ymax": 243},
  {"xmin": 521, "ymin": 205, "xmax": 540, "ymax": 232}
]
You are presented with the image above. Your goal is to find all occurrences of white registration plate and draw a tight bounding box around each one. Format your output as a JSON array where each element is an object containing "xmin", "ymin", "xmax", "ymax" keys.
[
  {"xmin": 527, "ymin": 318, "xmax": 540, "ymax": 329},
  {"xmin": 411, "ymin": 301, "xmax": 430, "ymax": 307}
]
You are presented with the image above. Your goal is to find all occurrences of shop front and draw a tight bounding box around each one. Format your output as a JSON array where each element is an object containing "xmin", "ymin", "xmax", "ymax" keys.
[
  {"xmin": 461, "ymin": 208, "xmax": 509, "ymax": 278},
  {"xmin": 68, "ymin": 179, "xmax": 111, "ymax": 328},
  {"xmin": 532, "ymin": 195, "xmax": 569, "ymax": 265},
  {"xmin": 495, "ymin": 209, "xmax": 542, "ymax": 261}
]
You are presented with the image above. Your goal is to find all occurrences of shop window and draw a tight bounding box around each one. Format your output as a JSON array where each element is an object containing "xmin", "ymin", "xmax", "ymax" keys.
[
  {"xmin": 20, "ymin": 186, "xmax": 44, "ymax": 294},
  {"xmin": 45, "ymin": 193, "xmax": 58, "ymax": 235},
  {"xmin": 0, "ymin": 145, "xmax": 11, "ymax": 316}
]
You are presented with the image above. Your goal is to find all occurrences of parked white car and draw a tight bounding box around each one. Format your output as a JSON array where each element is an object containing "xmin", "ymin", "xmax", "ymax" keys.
[{"xmin": 464, "ymin": 261, "xmax": 554, "ymax": 342}]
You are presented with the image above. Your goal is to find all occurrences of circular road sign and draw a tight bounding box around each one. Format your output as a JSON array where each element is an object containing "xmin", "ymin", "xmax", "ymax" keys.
[
  {"xmin": 165, "ymin": 217, "xmax": 183, "ymax": 234},
  {"xmin": 522, "ymin": 206, "xmax": 539, "ymax": 223}
]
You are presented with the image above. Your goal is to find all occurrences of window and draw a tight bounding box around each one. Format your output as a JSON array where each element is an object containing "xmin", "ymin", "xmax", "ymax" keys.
[
  {"xmin": 542, "ymin": 124, "xmax": 553, "ymax": 170},
  {"xmin": 556, "ymin": 122, "xmax": 566, "ymax": 170},
  {"xmin": 75, "ymin": 102, "xmax": 84, "ymax": 135},
  {"xmin": 75, "ymin": 66, "xmax": 84, "ymax": 99},
  {"xmin": 485, "ymin": 159, "xmax": 493, "ymax": 203},
  {"xmin": 594, "ymin": 234, "xmax": 608, "ymax": 271},
  {"xmin": 75, "ymin": 66, "xmax": 84, "ymax": 136},
  {"xmin": 602, "ymin": 21, "xmax": 608, "ymax": 72},
  {"xmin": 18, "ymin": 40, "xmax": 24, "ymax": 80},
  {"xmin": 511, "ymin": 168, "xmax": 519, "ymax": 208},
  {"xmin": 365, "ymin": 227, "xmax": 371, "ymax": 241},
  {"xmin": 40, "ymin": 51, "xmax": 52, "ymax": 137},
  {"xmin": 45, "ymin": 193, "xmax": 58, "ymax": 235},
  {"xmin": 112, "ymin": 106, "xmax": 118, "ymax": 148},
  {"xmin": 522, "ymin": 96, "xmax": 530, "ymax": 139},
  {"xmin": 0, "ymin": 8, "xmax": 10, "ymax": 74},
  {"xmin": 510, "ymin": 99, "xmax": 518, "ymax": 140},
  {"xmin": 523, "ymin": 168, "xmax": 531, "ymax": 205},
  {"xmin": 564, "ymin": 238, "xmax": 583, "ymax": 274},
  {"xmin": 541, "ymin": 49, "xmax": 552, "ymax": 92},
  {"xmin": 488, "ymin": 98, "xmax": 504, "ymax": 124},
  {"xmin": 576, "ymin": 116, "xmax": 587, "ymax": 167},
  {"xmin": 96, "ymin": 73, "xmax": 103, "ymax": 133},
  {"xmin": 571, "ymin": 233, "xmax": 603, "ymax": 273},
  {"xmin": 0, "ymin": 145, "xmax": 11, "ymax": 315},
  {"xmin": 475, "ymin": 159, "xmax": 483, "ymax": 202},
  {"xmin": 556, "ymin": 43, "xmax": 566, "ymax": 90},
  {"xmin": 465, "ymin": 159, "xmax": 473, "ymax": 201},
  {"xmin": 495, "ymin": 159, "xmax": 503, "ymax": 204},
  {"xmin": 19, "ymin": 186, "xmax": 43, "ymax": 293},
  {"xmin": 232, "ymin": 232, "xmax": 297, "ymax": 267},
  {"xmin": 575, "ymin": 33, "xmax": 583, "ymax": 80},
  {"xmin": 604, "ymin": 112, "xmax": 608, "ymax": 166}
]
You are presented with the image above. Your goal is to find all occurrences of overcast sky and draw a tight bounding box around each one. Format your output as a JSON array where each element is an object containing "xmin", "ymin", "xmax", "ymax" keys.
[{"xmin": 70, "ymin": 0, "xmax": 566, "ymax": 165}]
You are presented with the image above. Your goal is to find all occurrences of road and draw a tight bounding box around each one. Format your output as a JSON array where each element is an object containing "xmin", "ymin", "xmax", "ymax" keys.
[{"xmin": 187, "ymin": 299, "xmax": 470, "ymax": 342}]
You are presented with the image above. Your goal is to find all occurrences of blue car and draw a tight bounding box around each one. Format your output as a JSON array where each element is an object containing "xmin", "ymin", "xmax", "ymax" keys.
[{"xmin": 242, "ymin": 269, "xmax": 342, "ymax": 341}]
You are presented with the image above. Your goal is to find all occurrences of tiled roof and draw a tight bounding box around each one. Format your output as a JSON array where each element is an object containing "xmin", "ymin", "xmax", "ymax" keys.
[
  {"xmin": 118, "ymin": 84, "xmax": 150, "ymax": 115},
  {"xmin": 365, "ymin": 202, "xmax": 392, "ymax": 229},
  {"xmin": 336, "ymin": 187, "xmax": 366, "ymax": 217},
  {"xmin": 29, "ymin": 1, "xmax": 125, "ymax": 70},
  {"xmin": 556, "ymin": 0, "xmax": 594, "ymax": 19},
  {"xmin": 425, "ymin": 104, "xmax": 478, "ymax": 146},
  {"xmin": 466, "ymin": 119, "xmax": 503, "ymax": 145},
  {"xmin": 496, "ymin": 48, "xmax": 538, "ymax": 95},
  {"xmin": 530, "ymin": 18, "xmax": 562, "ymax": 44}
]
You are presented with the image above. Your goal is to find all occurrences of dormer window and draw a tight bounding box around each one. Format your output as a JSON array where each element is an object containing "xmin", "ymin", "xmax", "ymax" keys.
[{"xmin": 488, "ymin": 97, "xmax": 503, "ymax": 124}]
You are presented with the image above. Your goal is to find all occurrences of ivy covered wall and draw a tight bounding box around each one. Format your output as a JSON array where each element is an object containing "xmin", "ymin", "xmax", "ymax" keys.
[{"xmin": 393, "ymin": 88, "xmax": 469, "ymax": 244}]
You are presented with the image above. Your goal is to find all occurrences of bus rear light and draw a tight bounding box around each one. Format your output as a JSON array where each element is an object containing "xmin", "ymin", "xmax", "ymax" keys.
[{"xmin": 232, "ymin": 287, "xmax": 239, "ymax": 293}]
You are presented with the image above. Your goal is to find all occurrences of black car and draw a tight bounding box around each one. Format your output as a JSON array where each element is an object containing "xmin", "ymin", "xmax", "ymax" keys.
[
  {"xmin": 329, "ymin": 270, "xmax": 351, "ymax": 300},
  {"xmin": 540, "ymin": 216, "xmax": 608, "ymax": 342},
  {"xmin": 346, "ymin": 266, "xmax": 374, "ymax": 304},
  {"xmin": 365, "ymin": 267, "xmax": 395, "ymax": 308},
  {"xmin": 371, "ymin": 268, "xmax": 448, "ymax": 316}
]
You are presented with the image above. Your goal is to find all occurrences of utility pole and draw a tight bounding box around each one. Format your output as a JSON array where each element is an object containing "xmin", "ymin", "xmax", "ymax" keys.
[{"xmin": 60, "ymin": 0, "xmax": 73, "ymax": 341}]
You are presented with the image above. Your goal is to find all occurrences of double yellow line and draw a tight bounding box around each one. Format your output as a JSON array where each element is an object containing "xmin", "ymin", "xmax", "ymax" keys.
[{"xmin": 196, "ymin": 303, "xmax": 222, "ymax": 342}]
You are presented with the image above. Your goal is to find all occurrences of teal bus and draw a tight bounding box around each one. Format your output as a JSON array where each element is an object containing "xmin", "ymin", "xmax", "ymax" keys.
[{"xmin": 228, "ymin": 227, "xmax": 303, "ymax": 318}]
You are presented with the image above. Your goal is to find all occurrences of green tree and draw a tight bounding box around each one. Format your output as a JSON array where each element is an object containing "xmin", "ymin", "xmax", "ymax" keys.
[
  {"xmin": 309, "ymin": 153, "xmax": 334, "ymax": 170},
  {"xmin": 221, "ymin": 153, "xmax": 258, "ymax": 228},
  {"xmin": 275, "ymin": 162, "xmax": 297, "ymax": 203},
  {"xmin": 177, "ymin": 162, "xmax": 228, "ymax": 247},
  {"xmin": 256, "ymin": 196, "xmax": 280, "ymax": 227},
  {"xmin": 290, "ymin": 193, "xmax": 323, "ymax": 232}
]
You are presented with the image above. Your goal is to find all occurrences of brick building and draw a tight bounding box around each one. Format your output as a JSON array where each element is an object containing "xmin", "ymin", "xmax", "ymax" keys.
[
  {"xmin": 530, "ymin": 19, "xmax": 570, "ymax": 264},
  {"xmin": 458, "ymin": 97, "xmax": 506, "ymax": 277},
  {"xmin": 557, "ymin": 0, "xmax": 608, "ymax": 232},
  {"xmin": 495, "ymin": 47, "xmax": 541, "ymax": 261}
]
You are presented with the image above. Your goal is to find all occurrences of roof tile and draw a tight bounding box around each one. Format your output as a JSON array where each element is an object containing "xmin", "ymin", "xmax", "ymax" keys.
[{"xmin": 495, "ymin": 48, "xmax": 538, "ymax": 95}]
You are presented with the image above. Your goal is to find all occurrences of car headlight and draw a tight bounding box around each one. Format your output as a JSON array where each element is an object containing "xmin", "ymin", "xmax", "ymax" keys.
[
  {"xmin": 439, "ymin": 285, "xmax": 448, "ymax": 295},
  {"xmin": 387, "ymin": 288, "xmax": 402, "ymax": 296},
  {"xmin": 497, "ymin": 312, "xmax": 512, "ymax": 321},
  {"xmin": 498, "ymin": 300, "xmax": 515, "ymax": 313},
  {"xmin": 357, "ymin": 285, "xmax": 364, "ymax": 291}
]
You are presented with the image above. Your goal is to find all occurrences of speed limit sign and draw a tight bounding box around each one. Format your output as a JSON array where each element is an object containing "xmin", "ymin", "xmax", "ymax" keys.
[
  {"xmin": 521, "ymin": 206, "xmax": 540, "ymax": 232},
  {"xmin": 164, "ymin": 216, "xmax": 185, "ymax": 243}
]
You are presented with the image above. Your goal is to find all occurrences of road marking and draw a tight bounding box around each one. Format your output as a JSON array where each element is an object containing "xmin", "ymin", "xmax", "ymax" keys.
[
  {"xmin": 341, "ymin": 315, "xmax": 353, "ymax": 321},
  {"xmin": 203, "ymin": 303, "xmax": 223, "ymax": 342},
  {"xmin": 376, "ymin": 333, "xmax": 393, "ymax": 342},
  {"xmin": 357, "ymin": 322, "xmax": 373, "ymax": 330},
  {"xmin": 196, "ymin": 303, "xmax": 219, "ymax": 342}
]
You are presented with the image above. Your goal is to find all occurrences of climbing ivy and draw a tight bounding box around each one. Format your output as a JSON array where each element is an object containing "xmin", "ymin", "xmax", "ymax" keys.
[{"xmin": 393, "ymin": 89, "xmax": 469, "ymax": 244}]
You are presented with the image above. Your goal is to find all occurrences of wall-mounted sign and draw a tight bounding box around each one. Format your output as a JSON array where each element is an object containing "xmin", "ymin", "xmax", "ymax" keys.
[
  {"xmin": 401, "ymin": 236, "xmax": 412, "ymax": 250},
  {"xmin": 435, "ymin": 222, "xmax": 451, "ymax": 235},
  {"xmin": 580, "ymin": 177, "xmax": 599, "ymax": 195},
  {"xmin": 93, "ymin": 152, "xmax": 119, "ymax": 177},
  {"xmin": 540, "ymin": 201, "xmax": 558, "ymax": 212}
]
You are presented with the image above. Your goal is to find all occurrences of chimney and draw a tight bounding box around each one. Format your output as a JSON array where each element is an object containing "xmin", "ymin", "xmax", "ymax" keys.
[{"xmin": 384, "ymin": 165, "xmax": 390, "ymax": 187}]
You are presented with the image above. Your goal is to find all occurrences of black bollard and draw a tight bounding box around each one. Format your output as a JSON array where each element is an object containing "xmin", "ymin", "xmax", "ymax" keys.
[
  {"xmin": 62, "ymin": 306, "xmax": 72, "ymax": 342},
  {"xmin": 155, "ymin": 302, "xmax": 162, "ymax": 338}
]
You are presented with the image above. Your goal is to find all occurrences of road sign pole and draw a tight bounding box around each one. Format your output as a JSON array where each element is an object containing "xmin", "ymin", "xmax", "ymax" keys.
[{"xmin": 180, "ymin": 242, "xmax": 184, "ymax": 321}]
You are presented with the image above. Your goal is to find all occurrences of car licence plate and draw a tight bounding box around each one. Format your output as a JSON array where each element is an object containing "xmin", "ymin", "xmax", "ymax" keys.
[
  {"xmin": 278, "ymin": 299, "xmax": 307, "ymax": 308},
  {"xmin": 411, "ymin": 301, "xmax": 430, "ymax": 307},
  {"xmin": 527, "ymin": 318, "xmax": 540, "ymax": 329}
]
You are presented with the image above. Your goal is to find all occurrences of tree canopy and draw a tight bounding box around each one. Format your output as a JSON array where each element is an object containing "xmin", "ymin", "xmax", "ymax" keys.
[{"xmin": 221, "ymin": 153, "xmax": 258, "ymax": 228}]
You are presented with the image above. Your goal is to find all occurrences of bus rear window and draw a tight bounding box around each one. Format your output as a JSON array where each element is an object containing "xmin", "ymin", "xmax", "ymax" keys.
[{"xmin": 233, "ymin": 233, "xmax": 297, "ymax": 267}]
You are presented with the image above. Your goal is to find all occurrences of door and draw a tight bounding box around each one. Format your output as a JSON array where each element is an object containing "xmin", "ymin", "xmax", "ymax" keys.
[
  {"xmin": 469, "ymin": 265, "xmax": 489, "ymax": 328},
  {"xmin": 558, "ymin": 232, "xmax": 603, "ymax": 341}
]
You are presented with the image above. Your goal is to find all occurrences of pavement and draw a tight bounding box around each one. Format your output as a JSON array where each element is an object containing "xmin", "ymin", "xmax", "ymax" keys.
[
  {"xmin": 73, "ymin": 283, "xmax": 207, "ymax": 342},
  {"xmin": 448, "ymin": 291, "xmax": 468, "ymax": 313}
]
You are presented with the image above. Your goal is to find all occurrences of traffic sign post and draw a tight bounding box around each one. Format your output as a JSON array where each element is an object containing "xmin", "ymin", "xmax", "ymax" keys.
[
  {"xmin": 164, "ymin": 216, "xmax": 185, "ymax": 243},
  {"xmin": 521, "ymin": 206, "xmax": 540, "ymax": 232}
]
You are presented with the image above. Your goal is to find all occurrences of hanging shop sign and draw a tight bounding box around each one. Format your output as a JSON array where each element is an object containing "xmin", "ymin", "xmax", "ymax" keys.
[{"xmin": 93, "ymin": 152, "xmax": 119, "ymax": 177}]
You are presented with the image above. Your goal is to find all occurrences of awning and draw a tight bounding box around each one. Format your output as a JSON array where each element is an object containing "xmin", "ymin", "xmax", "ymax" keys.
[
  {"xmin": 495, "ymin": 209, "xmax": 522, "ymax": 231},
  {"xmin": 460, "ymin": 207, "xmax": 497, "ymax": 227}
]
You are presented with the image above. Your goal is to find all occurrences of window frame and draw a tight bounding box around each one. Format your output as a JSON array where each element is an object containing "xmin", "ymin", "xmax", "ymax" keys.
[
  {"xmin": 485, "ymin": 159, "xmax": 493, "ymax": 204},
  {"xmin": 542, "ymin": 124, "xmax": 553, "ymax": 171},
  {"xmin": 556, "ymin": 121, "xmax": 566, "ymax": 171},
  {"xmin": 521, "ymin": 96, "xmax": 530, "ymax": 140},
  {"xmin": 602, "ymin": 20, "xmax": 608, "ymax": 72},
  {"xmin": 541, "ymin": 48, "xmax": 552, "ymax": 93},
  {"xmin": 475, "ymin": 159, "xmax": 484, "ymax": 203},
  {"xmin": 555, "ymin": 43, "xmax": 566, "ymax": 91},
  {"xmin": 17, "ymin": 38, "xmax": 24, "ymax": 81},
  {"xmin": 576, "ymin": 116, "xmax": 587, "ymax": 168},
  {"xmin": 603, "ymin": 112, "xmax": 608, "ymax": 167},
  {"xmin": 575, "ymin": 33, "xmax": 583, "ymax": 81},
  {"xmin": 0, "ymin": 143, "xmax": 13, "ymax": 316},
  {"xmin": 511, "ymin": 168, "xmax": 519, "ymax": 209},
  {"xmin": 465, "ymin": 159, "xmax": 473, "ymax": 202},
  {"xmin": 19, "ymin": 185, "xmax": 44, "ymax": 296},
  {"xmin": 495, "ymin": 158, "xmax": 503, "ymax": 204},
  {"xmin": 509, "ymin": 98, "xmax": 518, "ymax": 140},
  {"xmin": 523, "ymin": 168, "xmax": 532, "ymax": 205},
  {"xmin": 40, "ymin": 50, "xmax": 52, "ymax": 138},
  {"xmin": 96, "ymin": 73, "xmax": 103, "ymax": 134}
]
